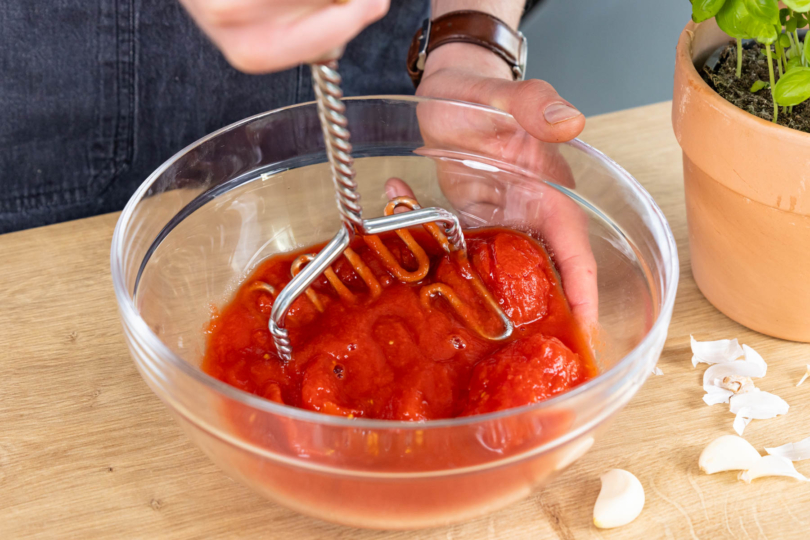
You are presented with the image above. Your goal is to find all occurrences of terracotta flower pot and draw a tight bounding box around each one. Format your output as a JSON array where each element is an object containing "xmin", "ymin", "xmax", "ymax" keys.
[{"xmin": 673, "ymin": 19, "xmax": 810, "ymax": 342}]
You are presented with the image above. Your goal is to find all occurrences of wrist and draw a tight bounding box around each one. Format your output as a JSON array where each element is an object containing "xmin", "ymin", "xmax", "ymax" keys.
[
  {"xmin": 421, "ymin": 42, "xmax": 514, "ymax": 84},
  {"xmin": 408, "ymin": 6, "xmax": 527, "ymax": 89}
]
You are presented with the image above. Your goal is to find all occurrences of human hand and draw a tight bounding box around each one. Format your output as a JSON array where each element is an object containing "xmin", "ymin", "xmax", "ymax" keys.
[
  {"xmin": 418, "ymin": 42, "xmax": 585, "ymax": 142},
  {"xmin": 178, "ymin": 0, "xmax": 389, "ymax": 73},
  {"xmin": 392, "ymin": 44, "xmax": 598, "ymax": 328}
]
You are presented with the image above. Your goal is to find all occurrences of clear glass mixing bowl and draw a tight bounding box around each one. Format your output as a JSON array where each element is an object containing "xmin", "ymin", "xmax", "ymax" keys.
[{"xmin": 111, "ymin": 97, "xmax": 678, "ymax": 529}]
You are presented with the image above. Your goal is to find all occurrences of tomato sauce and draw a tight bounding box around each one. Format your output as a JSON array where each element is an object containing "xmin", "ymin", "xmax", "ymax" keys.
[{"xmin": 203, "ymin": 227, "xmax": 595, "ymax": 421}]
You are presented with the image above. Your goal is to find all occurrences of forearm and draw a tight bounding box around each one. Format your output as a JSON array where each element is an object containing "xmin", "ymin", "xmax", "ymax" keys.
[{"xmin": 431, "ymin": 0, "xmax": 526, "ymax": 29}]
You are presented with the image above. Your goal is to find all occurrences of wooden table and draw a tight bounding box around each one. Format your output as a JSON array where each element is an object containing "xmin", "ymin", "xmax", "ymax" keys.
[{"xmin": 2, "ymin": 101, "xmax": 809, "ymax": 539}]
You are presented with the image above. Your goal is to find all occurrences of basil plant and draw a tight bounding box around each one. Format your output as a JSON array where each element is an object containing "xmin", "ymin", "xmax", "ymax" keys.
[{"xmin": 692, "ymin": 0, "xmax": 810, "ymax": 123}]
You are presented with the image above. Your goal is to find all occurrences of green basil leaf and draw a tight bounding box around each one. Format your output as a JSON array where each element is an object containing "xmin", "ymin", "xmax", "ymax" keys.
[
  {"xmin": 745, "ymin": 0, "xmax": 780, "ymax": 25},
  {"xmin": 718, "ymin": 0, "xmax": 778, "ymax": 42},
  {"xmin": 692, "ymin": 0, "xmax": 728, "ymax": 22},
  {"xmin": 782, "ymin": 0, "xmax": 810, "ymax": 13},
  {"xmin": 780, "ymin": 7, "xmax": 790, "ymax": 25},
  {"xmin": 780, "ymin": 33, "xmax": 792, "ymax": 47},
  {"xmin": 786, "ymin": 56, "xmax": 803, "ymax": 71},
  {"xmin": 717, "ymin": 0, "xmax": 751, "ymax": 37},
  {"xmin": 773, "ymin": 67, "xmax": 810, "ymax": 105},
  {"xmin": 787, "ymin": 15, "xmax": 799, "ymax": 32},
  {"xmin": 750, "ymin": 79, "xmax": 770, "ymax": 91},
  {"xmin": 805, "ymin": 32, "xmax": 810, "ymax": 59}
]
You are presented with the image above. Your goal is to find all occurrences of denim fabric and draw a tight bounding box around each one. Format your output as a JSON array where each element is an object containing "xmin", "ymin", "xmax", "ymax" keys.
[{"xmin": 0, "ymin": 0, "xmax": 429, "ymax": 233}]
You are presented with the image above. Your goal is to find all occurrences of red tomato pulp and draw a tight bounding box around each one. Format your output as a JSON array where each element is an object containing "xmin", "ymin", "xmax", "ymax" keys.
[{"xmin": 203, "ymin": 227, "xmax": 595, "ymax": 420}]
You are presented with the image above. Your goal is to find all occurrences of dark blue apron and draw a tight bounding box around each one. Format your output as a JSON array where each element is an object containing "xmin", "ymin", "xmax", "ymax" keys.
[{"xmin": 0, "ymin": 0, "xmax": 429, "ymax": 233}]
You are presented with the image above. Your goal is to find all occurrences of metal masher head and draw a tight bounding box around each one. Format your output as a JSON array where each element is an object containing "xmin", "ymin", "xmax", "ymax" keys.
[{"xmin": 267, "ymin": 59, "xmax": 512, "ymax": 362}]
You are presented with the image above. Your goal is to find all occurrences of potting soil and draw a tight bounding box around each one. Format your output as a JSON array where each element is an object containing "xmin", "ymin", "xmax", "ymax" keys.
[{"xmin": 702, "ymin": 42, "xmax": 810, "ymax": 134}]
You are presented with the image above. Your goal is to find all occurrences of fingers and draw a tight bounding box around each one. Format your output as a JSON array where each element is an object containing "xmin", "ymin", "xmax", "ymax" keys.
[
  {"xmin": 463, "ymin": 77, "xmax": 585, "ymax": 143},
  {"xmin": 556, "ymin": 250, "xmax": 599, "ymax": 329},
  {"xmin": 419, "ymin": 65, "xmax": 584, "ymax": 143},
  {"xmin": 384, "ymin": 177, "xmax": 415, "ymax": 200},
  {"xmin": 536, "ymin": 192, "xmax": 599, "ymax": 327},
  {"xmin": 180, "ymin": 0, "xmax": 390, "ymax": 73},
  {"xmin": 506, "ymin": 79, "xmax": 585, "ymax": 143}
]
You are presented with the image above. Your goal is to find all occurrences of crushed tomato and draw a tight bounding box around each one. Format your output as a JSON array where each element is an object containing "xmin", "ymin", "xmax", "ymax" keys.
[{"xmin": 203, "ymin": 227, "xmax": 595, "ymax": 420}]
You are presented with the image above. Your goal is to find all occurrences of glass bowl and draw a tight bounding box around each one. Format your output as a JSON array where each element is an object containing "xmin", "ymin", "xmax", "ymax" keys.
[{"xmin": 111, "ymin": 97, "xmax": 678, "ymax": 529}]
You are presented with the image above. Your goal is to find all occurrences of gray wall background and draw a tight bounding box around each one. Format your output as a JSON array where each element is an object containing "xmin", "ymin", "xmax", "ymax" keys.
[{"xmin": 521, "ymin": 0, "xmax": 692, "ymax": 116}]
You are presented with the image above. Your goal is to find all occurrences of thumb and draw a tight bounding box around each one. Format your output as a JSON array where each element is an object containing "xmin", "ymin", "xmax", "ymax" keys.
[
  {"xmin": 497, "ymin": 79, "xmax": 585, "ymax": 143},
  {"xmin": 422, "ymin": 74, "xmax": 585, "ymax": 143}
]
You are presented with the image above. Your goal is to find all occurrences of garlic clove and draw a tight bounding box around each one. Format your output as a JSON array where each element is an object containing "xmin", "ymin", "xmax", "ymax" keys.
[
  {"xmin": 739, "ymin": 455, "xmax": 809, "ymax": 483},
  {"xmin": 699, "ymin": 434, "xmax": 762, "ymax": 474},
  {"xmin": 691, "ymin": 335, "xmax": 744, "ymax": 367},
  {"xmin": 593, "ymin": 469, "xmax": 645, "ymax": 529},
  {"xmin": 765, "ymin": 435, "xmax": 810, "ymax": 462},
  {"xmin": 797, "ymin": 365, "xmax": 810, "ymax": 387}
]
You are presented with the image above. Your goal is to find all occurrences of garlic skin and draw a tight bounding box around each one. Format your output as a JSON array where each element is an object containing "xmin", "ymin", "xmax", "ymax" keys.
[
  {"xmin": 717, "ymin": 375, "xmax": 755, "ymax": 393},
  {"xmin": 699, "ymin": 435, "xmax": 761, "ymax": 474},
  {"xmin": 703, "ymin": 386, "xmax": 734, "ymax": 406},
  {"xmin": 729, "ymin": 390, "xmax": 789, "ymax": 435},
  {"xmin": 691, "ymin": 336, "xmax": 744, "ymax": 367},
  {"xmin": 765, "ymin": 436, "xmax": 810, "ymax": 462},
  {"xmin": 797, "ymin": 364, "xmax": 810, "ymax": 387},
  {"xmin": 741, "ymin": 345, "xmax": 767, "ymax": 375},
  {"xmin": 700, "ymin": 344, "xmax": 766, "ymax": 406},
  {"xmin": 738, "ymin": 455, "xmax": 809, "ymax": 483},
  {"xmin": 593, "ymin": 469, "xmax": 645, "ymax": 529}
]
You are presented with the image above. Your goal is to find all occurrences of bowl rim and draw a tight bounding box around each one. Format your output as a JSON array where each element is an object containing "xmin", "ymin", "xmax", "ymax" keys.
[{"xmin": 111, "ymin": 95, "xmax": 679, "ymax": 430}]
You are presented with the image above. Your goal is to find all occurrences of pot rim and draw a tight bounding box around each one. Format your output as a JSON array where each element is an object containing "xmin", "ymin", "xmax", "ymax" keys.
[{"xmin": 675, "ymin": 20, "xmax": 810, "ymax": 142}]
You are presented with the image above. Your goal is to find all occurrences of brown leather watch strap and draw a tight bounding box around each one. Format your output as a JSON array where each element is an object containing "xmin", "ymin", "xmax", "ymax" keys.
[{"xmin": 406, "ymin": 10, "xmax": 527, "ymax": 88}]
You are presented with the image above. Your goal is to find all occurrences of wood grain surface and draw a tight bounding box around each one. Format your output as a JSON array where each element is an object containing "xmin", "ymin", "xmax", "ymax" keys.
[{"xmin": 2, "ymin": 101, "xmax": 809, "ymax": 539}]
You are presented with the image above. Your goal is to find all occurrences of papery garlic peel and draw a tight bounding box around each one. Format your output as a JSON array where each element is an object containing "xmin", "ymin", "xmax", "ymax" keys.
[
  {"xmin": 729, "ymin": 390, "xmax": 789, "ymax": 436},
  {"xmin": 699, "ymin": 435, "xmax": 761, "ymax": 474},
  {"xmin": 765, "ymin": 435, "xmax": 810, "ymax": 462},
  {"xmin": 700, "ymin": 344, "xmax": 766, "ymax": 407},
  {"xmin": 691, "ymin": 336, "xmax": 744, "ymax": 367},
  {"xmin": 738, "ymin": 455, "xmax": 809, "ymax": 483},
  {"xmin": 593, "ymin": 469, "xmax": 645, "ymax": 529}
]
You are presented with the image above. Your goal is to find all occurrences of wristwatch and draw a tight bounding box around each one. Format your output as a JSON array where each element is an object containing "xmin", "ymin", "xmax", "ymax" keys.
[{"xmin": 406, "ymin": 10, "xmax": 528, "ymax": 88}]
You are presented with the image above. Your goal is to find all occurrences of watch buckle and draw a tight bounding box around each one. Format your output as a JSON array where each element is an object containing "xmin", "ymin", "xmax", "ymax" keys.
[
  {"xmin": 513, "ymin": 31, "xmax": 527, "ymax": 81},
  {"xmin": 416, "ymin": 18, "xmax": 431, "ymax": 71}
]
